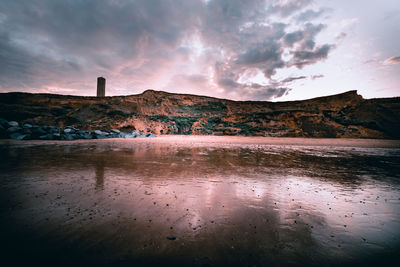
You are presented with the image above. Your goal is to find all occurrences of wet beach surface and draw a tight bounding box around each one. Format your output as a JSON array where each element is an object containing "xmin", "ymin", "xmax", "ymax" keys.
[{"xmin": 0, "ymin": 136, "xmax": 399, "ymax": 266}]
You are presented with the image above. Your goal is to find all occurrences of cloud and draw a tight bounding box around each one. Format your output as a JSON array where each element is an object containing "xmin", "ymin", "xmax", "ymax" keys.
[
  {"xmin": 311, "ymin": 74, "xmax": 324, "ymax": 80},
  {"xmin": 296, "ymin": 8, "xmax": 331, "ymax": 21},
  {"xmin": 283, "ymin": 31, "xmax": 304, "ymax": 47},
  {"xmin": 250, "ymin": 87, "xmax": 291, "ymax": 100},
  {"xmin": 364, "ymin": 56, "xmax": 400, "ymax": 66},
  {"xmin": 335, "ymin": 32, "xmax": 347, "ymax": 40},
  {"xmin": 268, "ymin": 0, "xmax": 312, "ymax": 17},
  {"xmin": 281, "ymin": 76, "xmax": 307, "ymax": 83},
  {"xmin": 283, "ymin": 23, "xmax": 325, "ymax": 49},
  {"xmin": 383, "ymin": 56, "xmax": 400, "ymax": 65},
  {"xmin": 289, "ymin": 44, "xmax": 335, "ymax": 68},
  {"xmin": 0, "ymin": 0, "xmax": 336, "ymax": 100}
]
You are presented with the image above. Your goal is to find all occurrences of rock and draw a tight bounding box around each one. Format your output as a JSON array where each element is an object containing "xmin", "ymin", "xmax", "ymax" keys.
[
  {"xmin": 172, "ymin": 124, "xmax": 179, "ymax": 134},
  {"xmin": 1, "ymin": 123, "xmax": 156, "ymax": 140},
  {"xmin": 93, "ymin": 130, "xmax": 111, "ymax": 138},
  {"xmin": 7, "ymin": 126, "xmax": 21, "ymax": 133},
  {"xmin": 39, "ymin": 134, "xmax": 55, "ymax": 140},
  {"xmin": 64, "ymin": 126, "xmax": 77, "ymax": 130},
  {"xmin": 108, "ymin": 134, "xmax": 119, "ymax": 138},
  {"xmin": 32, "ymin": 127, "xmax": 47, "ymax": 136},
  {"xmin": 75, "ymin": 130, "xmax": 92, "ymax": 139},
  {"xmin": 48, "ymin": 126, "xmax": 60, "ymax": 134},
  {"xmin": 61, "ymin": 134, "xmax": 75, "ymax": 140},
  {"xmin": 0, "ymin": 118, "xmax": 8, "ymax": 127},
  {"xmin": 42, "ymin": 126, "xmax": 52, "ymax": 132},
  {"xmin": 8, "ymin": 121, "xmax": 19, "ymax": 127},
  {"xmin": 10, "ymin": 132, "xmax": 27, "ymax": 140},
  {"xmin": 22, "ymin": 123, "xmax": 32, "ymax": 129},
  {"xmin": 80, "ymin": 132, "xmax": 93, "ymax": 139},
  {"xmin": 124, "ymin": 133, "xmax": 136, "ymax": 138}
]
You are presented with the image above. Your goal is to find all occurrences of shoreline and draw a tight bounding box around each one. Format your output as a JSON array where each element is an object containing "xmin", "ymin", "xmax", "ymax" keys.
[{"xmin": 1, "ymin": 135, "xmax": 399, "ymax": 148}]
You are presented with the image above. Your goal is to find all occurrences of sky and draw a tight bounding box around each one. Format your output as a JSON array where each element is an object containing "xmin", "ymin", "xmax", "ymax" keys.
[{"xmin": 0, "ymin": 0, "xmax": 399, "ymax": 101}]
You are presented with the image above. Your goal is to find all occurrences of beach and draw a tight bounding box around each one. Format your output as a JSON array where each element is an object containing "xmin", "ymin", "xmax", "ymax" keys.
[{"xmin": 0, "ymin": 136, "xmax": 399, "ymax": 266}]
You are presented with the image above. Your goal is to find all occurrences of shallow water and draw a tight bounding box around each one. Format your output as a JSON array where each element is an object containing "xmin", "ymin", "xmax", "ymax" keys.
[{"xmin": 0, "ymin": 137, "xmax": 399, "ymax": 266}]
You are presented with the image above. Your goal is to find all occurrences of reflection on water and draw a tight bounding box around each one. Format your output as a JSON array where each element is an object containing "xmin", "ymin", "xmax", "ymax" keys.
[
  {"xmin": 0, "ymin": 139, "xmax": 399, "ymax": 266},
  {"xmin": 95, "ymin": 160, "xmax": 105, "ymax": 190}
]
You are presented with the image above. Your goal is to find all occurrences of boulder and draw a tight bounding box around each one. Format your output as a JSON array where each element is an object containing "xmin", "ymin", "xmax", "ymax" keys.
[
  {"xmin": 21, "ymin": 127, "xmax": 33, "ymax": 134},
  {"xmin": 94, "ymin": 130, "xmax": 104, "ymax": 135},
  {"xmin": 0, "ymin": 118, "xmax": 8, "ymax": 127},
  {"xmin": 1, "ymin": 124, "xmax": 156, "ymax": 140},
  {"xmin": 61, "ymin": 134, "xmax": 76, "ymax": 140},
  {"xmin": 80, "ymin": 132, "xmax": 93, "ymax": 139},
  {"xmin": 93, "ymin": 130, "xmax": 111, "ymax": 139},
  {"xmin": 48, "ymin": 126, "xmax": 60, "ymax": 134},
  {"xmin": 39, "ymin": 134, "xmax": 55, "ymax": 140},
  {"xmin": 8, "ymin": 121, "xmax": 19, "ymax": 127},
  {"xmin": 32, "ymin": 127, "xmax": 47, "ymax": 136},
  {"xmin": 124, "ymin": 133, "xmax": 136, "ymax": 138},
  {"xmin": 10, "ymin": 132, "xmax": 27, "ymax": 140},
  {"xmin": 7, "ymin": 126, "xmax": 21, "ymax": 133}
]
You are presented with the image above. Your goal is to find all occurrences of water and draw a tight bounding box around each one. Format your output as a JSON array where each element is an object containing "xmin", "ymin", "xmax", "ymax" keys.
[{"xmin": 0, "ymin": 137, "xmax": 399, "ymax": 266}]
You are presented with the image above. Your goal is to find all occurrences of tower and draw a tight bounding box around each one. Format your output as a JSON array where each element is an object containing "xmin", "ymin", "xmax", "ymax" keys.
[{"xmin": 97, "ymin": 77, "xmax": 106, "ymax": 97}]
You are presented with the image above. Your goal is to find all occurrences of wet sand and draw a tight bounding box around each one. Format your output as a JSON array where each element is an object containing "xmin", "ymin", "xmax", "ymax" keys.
[
  {"xmin": 1, "ymin": 135, "xmax": 400, "ymax": 148},
  {"xmin": 0, "ymin": 136, "xmax": 399, "ymax": 266}
]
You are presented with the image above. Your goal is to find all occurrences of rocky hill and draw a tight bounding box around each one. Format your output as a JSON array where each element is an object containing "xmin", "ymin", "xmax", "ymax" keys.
[{"xmin": 0, "ymin": 90, "xmax": 399, "ymax": 139}]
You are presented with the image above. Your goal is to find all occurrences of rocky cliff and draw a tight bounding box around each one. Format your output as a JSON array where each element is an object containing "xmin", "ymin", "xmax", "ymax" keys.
[{"xmin": 0, "ymin": 90, "xmax": 399, "ymax": 139}]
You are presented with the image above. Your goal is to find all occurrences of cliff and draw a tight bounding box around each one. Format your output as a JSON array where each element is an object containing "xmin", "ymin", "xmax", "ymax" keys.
[{"xmin": 0, "ymin": 90, "xmax": 399, "ymax": 139}]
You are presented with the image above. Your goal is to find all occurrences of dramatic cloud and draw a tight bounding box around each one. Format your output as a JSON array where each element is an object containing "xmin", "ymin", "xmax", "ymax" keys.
[
  {"xmin": 289, "ymin": 44, "xmax": 334, "ymax": 68},
  {"xmin": 383, "ymin": 56, "xmax": 400, "ymax": 65},
  {"xmin": 0, "ymin": 0, "xmax": 337, "ymax": 100}
]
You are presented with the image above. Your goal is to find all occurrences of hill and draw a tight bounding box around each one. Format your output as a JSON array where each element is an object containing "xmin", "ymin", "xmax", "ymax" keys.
[{"xmin": 0, "ymin": 90, "xmax": 399, "ymax": 139}]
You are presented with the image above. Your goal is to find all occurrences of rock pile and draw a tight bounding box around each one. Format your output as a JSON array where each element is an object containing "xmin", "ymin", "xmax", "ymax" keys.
[{"xmin": 0, "ymin": 118, "xmax": 156, "ymax": 140}]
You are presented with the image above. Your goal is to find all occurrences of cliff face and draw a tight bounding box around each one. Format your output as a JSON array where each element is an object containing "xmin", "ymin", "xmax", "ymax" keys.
[{"xmin": 0, "ymin": 90, "xmax": 399, "ymax": 139}]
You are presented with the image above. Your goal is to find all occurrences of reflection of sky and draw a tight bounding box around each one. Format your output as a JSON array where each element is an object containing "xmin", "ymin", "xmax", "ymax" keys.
[{"xmin": 1, "ymin": 141, "xmax": 400, "ymax": 263}]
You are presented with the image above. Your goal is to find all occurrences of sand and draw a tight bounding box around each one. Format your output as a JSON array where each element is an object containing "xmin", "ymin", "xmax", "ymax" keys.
[{"xmin": 1, "ymin": 135, "xmax": 399, "ymax": 148}]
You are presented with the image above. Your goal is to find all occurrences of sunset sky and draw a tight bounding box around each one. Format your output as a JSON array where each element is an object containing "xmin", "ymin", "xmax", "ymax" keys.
[{"xmin": 0, "ymin": 0, "xmax": 399, "ymax": 101}]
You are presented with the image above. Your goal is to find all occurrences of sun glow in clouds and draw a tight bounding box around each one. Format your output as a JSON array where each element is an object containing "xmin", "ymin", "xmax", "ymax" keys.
[{"xmin": 0, "ymin": 0, "xmax": 398, "ymax": 100}]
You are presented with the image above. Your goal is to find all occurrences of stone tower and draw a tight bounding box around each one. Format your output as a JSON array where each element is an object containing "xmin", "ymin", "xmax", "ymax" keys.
[{"xmin": 97, "ymin": 77, "xmax": 106, "ymax": 97}]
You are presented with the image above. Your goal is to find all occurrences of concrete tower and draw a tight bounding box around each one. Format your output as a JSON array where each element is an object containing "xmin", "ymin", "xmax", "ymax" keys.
[{"xmin": 97, "ymin": 77, "xmax": 106, "ymax": 97}]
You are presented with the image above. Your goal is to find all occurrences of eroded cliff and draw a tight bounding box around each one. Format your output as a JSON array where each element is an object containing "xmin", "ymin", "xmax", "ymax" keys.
[{"xmin": 0, "ymin": 90, "xmax": 399, "ymax": 139}]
